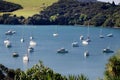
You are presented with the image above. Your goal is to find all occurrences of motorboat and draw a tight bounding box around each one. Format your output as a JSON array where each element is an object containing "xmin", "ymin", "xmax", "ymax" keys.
[
  {"xmin": 82, "ymin": 40, "xmax": 88, "ymax": 45},
  {"xmin": 72, "ymin": 41, "xmax": 79, "ymax": 47},
  {"xmin": 28, "ymin": 46, "xmax": 34, "ymax": 53},
  {"xmin": 5, "ymin": 29, "xmax": 16, "ymax": 35},
  {"xmin": 84, "ymin": 51, "xmax": 89, "ymax": 57},
  {"xmin": 102, "ymin": 48, "xmax": 114, "ymax": 53},
  {"xmin": 80, "ymin": 35, "xmax": 84, "ymax": 40},
  {"xmin": 12, "ymin": 52, "xmax": 19, "ymax": 57},
  {"xmin": 57, "ymin": 48, "xmax": 68, "ymax": 53},
  {"xmin": 23, "ymin": 54, "xmax": 29, "ymax": 61},
  {"xmin": 107, "ymin": 33, "xmax": 113, "ymax": 37},
  {"xmin": 53, "ymin": 33, "xmax": 59, "ymax": 37},
  {"xmin": 29, "ymin": 40, "xmax": 37, "ymax": 47}
]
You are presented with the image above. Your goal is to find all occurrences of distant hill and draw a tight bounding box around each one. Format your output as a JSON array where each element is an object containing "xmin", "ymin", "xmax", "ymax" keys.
[
  {"xmin": 27, "ymin": 0, "xmax": 120, "ymax": 27},
  {"xmin": 0, "ymin": 1, "xmax": 22, "ymax": 12},
  {"xmin": 0, "ymin": 0, "xmax": 120, "ymax": 27},
  {"xmin": 4, "ymin": 0, "xmax": 58, "ymax": 18}
]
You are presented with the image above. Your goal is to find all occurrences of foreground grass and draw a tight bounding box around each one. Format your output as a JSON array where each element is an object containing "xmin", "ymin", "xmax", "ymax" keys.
[{"xmin": 5, "ymin": 0, "xmax": 58, "ymax": 18}]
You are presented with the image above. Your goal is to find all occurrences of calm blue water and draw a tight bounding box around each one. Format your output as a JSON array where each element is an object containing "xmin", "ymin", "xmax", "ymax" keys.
[{"xmin": 0, "ymin": 25, "xmax": 120, "ymax": 80}]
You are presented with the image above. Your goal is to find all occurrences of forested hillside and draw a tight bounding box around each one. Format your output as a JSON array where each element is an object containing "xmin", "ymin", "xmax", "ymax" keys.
[
  {"xmin": 0, "ymin": 0, "xmax": 120, "ymax": 27},
  {"xmin": 35, "ymin": 0, "xmax": 120, "ymax": 27},
  {"xmin": 0, "ymin": 0, "xmax": 22, "ymax": 12}
]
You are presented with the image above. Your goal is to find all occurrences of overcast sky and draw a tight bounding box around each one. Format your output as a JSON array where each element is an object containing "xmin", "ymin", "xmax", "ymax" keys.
[{"xmin": 98, "ymin": 0, "xmax": 120, "ymax": 4}]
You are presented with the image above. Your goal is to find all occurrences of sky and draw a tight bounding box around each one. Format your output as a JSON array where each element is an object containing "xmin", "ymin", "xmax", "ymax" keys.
[{"xmin": 98, "ymin": 0, "xmax": 120, "ymax": 4}]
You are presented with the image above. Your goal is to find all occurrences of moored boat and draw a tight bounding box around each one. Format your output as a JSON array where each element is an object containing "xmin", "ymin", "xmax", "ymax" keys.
[
  {"xmin": 21, "ymin": 38, "xmax": 24, "ymax": 43},
  {"xmin": 57, "ymin": 48, "xmax": 68, "ymax": 53},
  {"xmin": 5, "ymin": 29, "xmax": 16, "ymax": 35},
  {"xmin": 28, "ymin": 46, "xmax": 34, "ymax": 53},
  {"xmin": 84, "ymin": 51, "xmax": 89, "ymax": 57},
  {"xmin": 80, "ymin": 35, "xmax": 84, "ymax": 40},
  {"xmin": 53, "ymin": 33, "xmax": 59, "ymax": 37},
  {"xmin": 72, "ymin": 41, "xmax": 79, "ymax": 47},
  {"xmin": 30, "ymin": 40, "xmax": 37, "ymax": 47},
  {"xmin": 4, "ymin": 39, "xmax": 12, "ymax": 48},
  {"xmin": 82, "ymin": 40, "xmax": 88, "ymax": 45},
  {"xmin": 12, "ymin": 52, "xmax": 19, "ymax": 57},
  {"xmin": 107, "ymin": 33, "xmax": 113, "ymax": 37},
  {"xmin": 99, "ymin": 35, "xmax": 104, "ymax": 38},
  {"xmin": 23, "ymin": 54, "xmax": 29, "ymax": 61},
  {"xmin": 102, "ymin": 48, "xmax": 114, "ymax": 53}
]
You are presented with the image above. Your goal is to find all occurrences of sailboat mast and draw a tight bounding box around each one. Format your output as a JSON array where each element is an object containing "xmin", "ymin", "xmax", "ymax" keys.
[{"xmin": 87, "ymin": 21, "xmax": 90, "ymax": 38}]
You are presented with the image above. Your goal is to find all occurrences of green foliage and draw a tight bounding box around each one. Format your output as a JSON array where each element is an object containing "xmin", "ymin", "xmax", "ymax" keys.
[
  {"xmin": 0, "ymin": 0, "xmax": 22, "ymax": 12},
  {"xmin": 0, "ymin": 60, "xmax": 89, "ymax": 80},
  {"xmin": 90, "ymin": 13, "xmax": 107, "ymax": 26},
  {"xmin": 39, "ymin": 0, "xmax": 120, "ymax": 27},
  {"xmin": 104, "ymin": 55, "xmax": 120, "ymax": 80},
  {"xmin": 50, "ymin": 14, "xmax": 59, "ymax": 22},
  {"xmin": 68, "ymin": 74, "xmax": 88, "ymax": 80}
]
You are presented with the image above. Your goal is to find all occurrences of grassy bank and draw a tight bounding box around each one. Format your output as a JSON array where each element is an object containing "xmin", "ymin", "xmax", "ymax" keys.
[{"xmin": 5, "ymin": 0, "xmax": 58, "ymax": 18}]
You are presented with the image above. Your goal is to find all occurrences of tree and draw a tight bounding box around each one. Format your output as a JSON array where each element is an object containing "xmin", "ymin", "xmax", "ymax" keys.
[
  {"xmin": 68, "ymin": 74, "xmax": 88, "ymax": 80},
  {"xmin": 104, "ymin": 56, "xmax": 120, "ymax": 80},
  {"xmin": 111, "ymin": 1, "xmax": 116, "ymax": 6}
]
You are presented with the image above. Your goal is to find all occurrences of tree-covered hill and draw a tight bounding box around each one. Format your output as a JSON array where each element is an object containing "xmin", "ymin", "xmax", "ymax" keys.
[
  {"xmin": 0, "ymin": 0, "xmax": 22, "ymax": 12},
  {"xmin": 34, "ymin": 0, "xmax": 120, "ymax": 27},
  {"xmin": 0, "ymin": 0, "xmax": 120, "ymax": 27}
]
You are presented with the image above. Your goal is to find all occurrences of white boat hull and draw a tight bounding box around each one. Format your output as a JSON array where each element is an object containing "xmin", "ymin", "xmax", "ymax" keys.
[
  {"xmin": 53, "ymin": 33, "xmax": 59, "ymax": 37},
  {"xmin": 30, "ymin": 40, "xmax": 37, "ymax": 47},
  {"xmin": 82, "ymin": 40, "xmax": 88, "ymax": 45}
]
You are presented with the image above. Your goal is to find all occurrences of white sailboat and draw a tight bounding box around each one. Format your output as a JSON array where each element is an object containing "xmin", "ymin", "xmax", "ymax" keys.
[
  {"xmin": 30, "ymin": 36, "xmax": 33, "ymax": 40},
  {"xmin": 20, "ymin": 26, "xmax": 25, "ymax": 43},
  {"xmin": 86, "ymin": 22, "xmax": 91, "ymax": 42},
  {"xmin": 4, "ymin": 39, "xmax": 12, "ymax": 48},
  {"xmin": 4, "ymin": 39, "xmax": 10, "ymax": 44},
  {"xmin": 99, "ymin": 29, "xmax": 104, "ymax": 38},
  {"xmin": 53, "ymin": 26, "xmax": 59, "ymax": 37},
  {"xmin": 29, "ymin": 40, "xmax": 37, "ymax": 47},
  {"xmin": 82, "ymin": 40, "xmax": 88, "ymax": 45},
  {"xmin": 80, "ymin": 35, "xmax": 84, "ymax": 40},
  {"xmin": 53, "ymin": 33, "xmax": 59, "ymax": 37},
  {"xmin": 20, "ymin": 38, "xmax": 24, "ymax": 43},
  {"xmin": 84, "ymin": 50, "xmax": 89, "ymax": 57},
  {"xmin": 82, "ymin": 21, "xmax": 91, "ymax": 45},
  {"xmin": 23, "ymin": 53, "xmax": 29, "ymax": 61}
]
